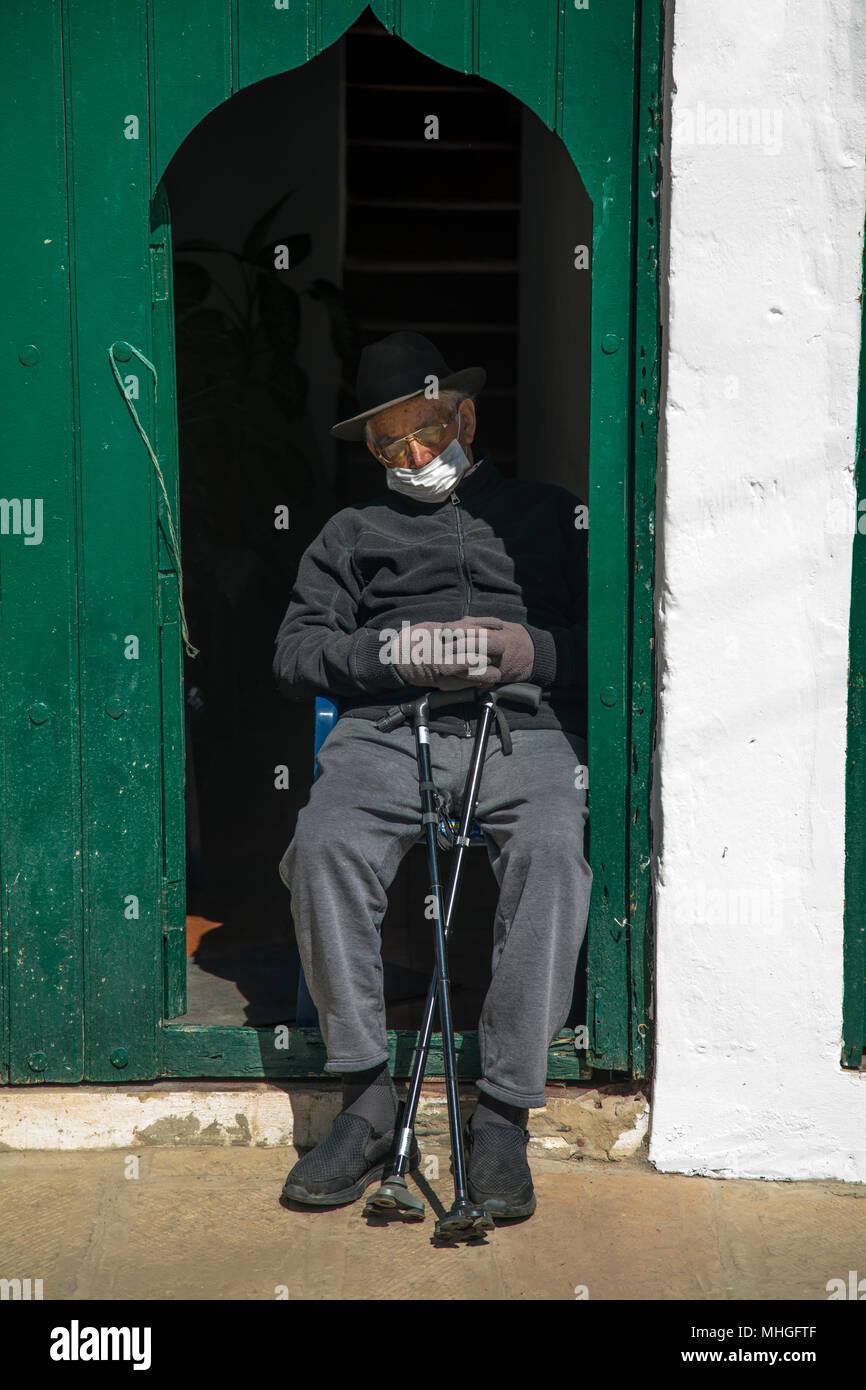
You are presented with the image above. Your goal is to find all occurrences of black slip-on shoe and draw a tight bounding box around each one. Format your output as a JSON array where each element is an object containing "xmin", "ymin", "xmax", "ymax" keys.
[
  {"xmin": 464, "ymin": 1119, "xmax": 537, "ymax": 1219},
  {"xmin": 280, "ymin": 1111, "xmax": 420, "ymax": 1209}
]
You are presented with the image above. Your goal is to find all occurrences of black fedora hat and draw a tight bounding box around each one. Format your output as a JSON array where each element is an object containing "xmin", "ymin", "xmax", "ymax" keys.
[{"xmin": 330, "ymin": 331, "xmax": 486, "ymax": 441}]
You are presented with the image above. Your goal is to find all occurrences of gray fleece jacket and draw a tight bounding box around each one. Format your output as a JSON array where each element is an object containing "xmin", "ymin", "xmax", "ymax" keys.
[{"xmin": 273, "ymin": 457, "xmax": 588, "ymax": 737}]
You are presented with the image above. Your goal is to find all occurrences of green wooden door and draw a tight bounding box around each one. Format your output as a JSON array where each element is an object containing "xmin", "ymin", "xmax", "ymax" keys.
[{"xmin": 0, "ymin": 0, "xmax": 660, "ymax": 1084}]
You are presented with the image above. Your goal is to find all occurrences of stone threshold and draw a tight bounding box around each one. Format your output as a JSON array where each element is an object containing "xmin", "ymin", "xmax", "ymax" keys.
[{"xmin": 0, "ymin": 1080, "xmax": 649, "ymax": 1161}]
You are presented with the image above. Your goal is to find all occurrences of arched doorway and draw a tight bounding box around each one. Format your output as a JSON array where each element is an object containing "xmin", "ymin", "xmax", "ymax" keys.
[{"xmin": 0, "ymin": 0, "xmax": 660, "ymax": 1086}]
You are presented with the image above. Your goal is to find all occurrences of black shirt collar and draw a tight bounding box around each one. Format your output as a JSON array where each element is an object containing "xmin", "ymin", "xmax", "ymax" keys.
[{"xmin": 452, "ymin": 454, "xmax": 500, "ymax": 501}]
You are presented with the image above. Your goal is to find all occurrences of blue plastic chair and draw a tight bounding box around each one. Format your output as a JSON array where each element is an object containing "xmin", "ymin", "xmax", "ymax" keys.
[{"xmin": 294, "ymin": 694, "xmax": 485, "ymax": 1027}]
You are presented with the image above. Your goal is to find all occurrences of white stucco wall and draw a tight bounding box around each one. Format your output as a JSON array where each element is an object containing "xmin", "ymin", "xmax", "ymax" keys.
[{"xmin": 649, "ymin": 0, "xmax": 866, "ymax": 1180}]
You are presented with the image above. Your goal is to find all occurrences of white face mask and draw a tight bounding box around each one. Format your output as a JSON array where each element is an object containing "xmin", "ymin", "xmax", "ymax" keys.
[{"xmin": 384, "ymin": 417, "xmax": 471, "ymax": 502}]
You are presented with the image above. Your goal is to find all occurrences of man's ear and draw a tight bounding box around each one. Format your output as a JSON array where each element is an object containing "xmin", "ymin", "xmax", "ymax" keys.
[{"xmin": 459, "ymin": 397, "xmax": 477, "ymax": 446}]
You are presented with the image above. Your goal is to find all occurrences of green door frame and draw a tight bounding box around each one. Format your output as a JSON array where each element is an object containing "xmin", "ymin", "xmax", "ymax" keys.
[{"xmin": 0, "ymin": 0, "xmax": 662, "ymax": 1086}]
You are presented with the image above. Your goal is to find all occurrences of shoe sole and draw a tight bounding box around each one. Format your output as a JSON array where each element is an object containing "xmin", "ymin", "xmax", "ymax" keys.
[
  {"xmin": 280, "ymin": 1145, "xmax": 421, "ymax": 1210},
  {"xmin": 472, "ymin": 1192, "xmax": 537, "ymax": 1220}
]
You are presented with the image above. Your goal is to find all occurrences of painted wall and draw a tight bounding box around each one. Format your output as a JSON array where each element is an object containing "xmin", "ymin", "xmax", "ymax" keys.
[{"xmin": 650, "ymin": 0, "xmax": 866, "ymax": 1180}]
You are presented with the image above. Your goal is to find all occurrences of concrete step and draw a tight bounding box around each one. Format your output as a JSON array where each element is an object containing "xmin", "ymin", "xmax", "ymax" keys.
[{"xmin": 0, "ymin": 1080, "xmax": 649, "ymax": 1161}]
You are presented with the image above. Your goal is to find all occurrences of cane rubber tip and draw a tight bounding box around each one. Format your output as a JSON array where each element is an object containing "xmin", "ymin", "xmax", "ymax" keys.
[
  {"xmin": 434, "ymin": 1202, "xmax": 494, "ymax": 1242},
  {"xmin": 364, "ymin": 1177, "xmax": 425, "ymax": 1219}
]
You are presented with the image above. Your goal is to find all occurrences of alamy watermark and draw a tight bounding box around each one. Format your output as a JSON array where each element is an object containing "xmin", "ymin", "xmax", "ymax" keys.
[
  {"xmin": 379, "ymin": 620, "xmax": 490, "ymax": 675},
  {"xmin": 666, "ymin": 871, "xmax": 796, "ymax": 937},
  {"xmin": 50, "ymin": 1321, "xmax": 151, "ymax": 1370},
  {"xmin": 674, "ymin": 101, "xmax": 783, "ymax": 156},
  {"xmin": 827, "ymin": 1270, "xmax": 866, "ymax": 1299},
  {"xmin": 0, "ymin": 498, "xmax": 43, "ymax": 545},
  {"xmin": 1, "ymin": 1277, "xmax": 43, "ymax": 1299}
]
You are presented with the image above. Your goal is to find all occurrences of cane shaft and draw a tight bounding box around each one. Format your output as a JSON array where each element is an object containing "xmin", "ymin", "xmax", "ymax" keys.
[{"xmin": 392, "ymin": 698, "xmax": 498, "ymax": 1181}]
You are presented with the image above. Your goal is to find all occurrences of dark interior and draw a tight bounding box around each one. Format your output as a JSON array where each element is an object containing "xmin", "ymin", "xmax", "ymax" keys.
[{"xmin": 162, "ymin": 7, "xmax": 591, "ymax": 1035}]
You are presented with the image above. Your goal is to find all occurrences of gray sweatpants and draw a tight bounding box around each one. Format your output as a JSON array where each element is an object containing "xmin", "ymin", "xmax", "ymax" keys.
[{"xmin": 279, "ymin": 716, "xmax": 591, "ymax": 1108}]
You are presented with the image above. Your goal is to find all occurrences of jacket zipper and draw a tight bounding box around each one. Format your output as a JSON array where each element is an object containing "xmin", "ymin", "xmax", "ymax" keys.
[
  {"xmin": 450, "ymin": 491, "xmax": 472, "ymax": 612},
  {"xmin": 451, "ymin": 491, "xmax": 473, "ymax": 736}
]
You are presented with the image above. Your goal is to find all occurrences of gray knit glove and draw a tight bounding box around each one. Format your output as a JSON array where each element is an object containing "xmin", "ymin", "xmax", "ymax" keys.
[
  {"xmin": 392, "ymin": 616, "xmax": 534, "ymax": 688},
  {"xmin": 392, "ymin": 618, "xmax": 497, "ymax": 688},
  {"xmin": 474, "ymin": 618, "xmax": 535, "ymax": 684}
]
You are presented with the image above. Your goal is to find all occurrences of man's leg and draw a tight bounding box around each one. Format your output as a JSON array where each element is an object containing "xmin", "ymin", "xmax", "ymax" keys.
[
  {"xmin": 279, "ymin": 716, "xmax": 426, "ymax": 1074},
  {"xmin": 472, "ymin": 728, "xmax": 592, "ymax": 1109},
  {"xmin": 279, "ymin": 714, "xmax": 443, "ymax": 1206}
]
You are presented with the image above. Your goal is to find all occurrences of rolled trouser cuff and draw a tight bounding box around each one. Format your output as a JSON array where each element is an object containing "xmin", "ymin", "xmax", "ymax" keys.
[
  {"xmin": 476, "ymin": 1077, "xmax": 548, "ymax": 1110},
  {"xmin": 324, "ymin": 1052, "xmax": 391, "ymax": 1073}
]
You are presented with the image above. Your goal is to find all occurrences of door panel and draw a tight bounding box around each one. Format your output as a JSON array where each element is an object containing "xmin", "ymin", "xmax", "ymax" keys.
[
  {"xmin": 235, "ymin": 0, "xmax": 367, "ymax": 88},
  {"xmin": 628, "ymin": 0, "xmax": 663, "ymax": 1078},
  {"xmin": 0, "ymin": 1, "xmax": 83, "ymax": 1083},
  {"xmin": 150, "ymin": 0, "xmax": 233, "ymax": 187},
  {"xmin": 560, "ymin": 3, "xmax": 638, "ymax": 1068},
  {"xmin": 66, "ymin": 0, "xmax": 163, "ymax": 1082},
  {"xmin": 151, "ymin": 185, "xmax": 188, "ymax": 1021}
]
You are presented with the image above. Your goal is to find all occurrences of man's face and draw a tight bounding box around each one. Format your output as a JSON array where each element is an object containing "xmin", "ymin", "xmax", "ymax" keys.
[{"xmin": 366, "ymin": 395, "xmax": 476, "ymax": 470}]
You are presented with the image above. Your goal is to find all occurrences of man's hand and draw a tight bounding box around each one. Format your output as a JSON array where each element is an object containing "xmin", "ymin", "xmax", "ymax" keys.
[
  {"xmin": 477, "ymin": 618, "xmax": 535, "ymax": 684},
  {"xmin": 393, "ymin": 618, "xmax": 491, "ymax": 688},
  {"xmin": 392, "ymin": 616, "xmax": 535, "ymax": 689}
]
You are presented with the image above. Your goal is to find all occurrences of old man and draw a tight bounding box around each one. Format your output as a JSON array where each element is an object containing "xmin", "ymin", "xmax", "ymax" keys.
[{"xmin": 274, "ymin": 331, "xmax": 591, "ymax": 1220}]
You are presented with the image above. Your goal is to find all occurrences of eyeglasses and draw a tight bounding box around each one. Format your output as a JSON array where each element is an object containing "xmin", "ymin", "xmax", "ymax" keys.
[{"xmin": 371, "ymin": 406, "xmax": 460, "ymax": 468}]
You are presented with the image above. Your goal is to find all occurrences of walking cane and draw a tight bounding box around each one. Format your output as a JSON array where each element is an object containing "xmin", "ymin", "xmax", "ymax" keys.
[{"xmin": 364, "ymin": 680, "xmax": 542, "ymax": 1241}]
